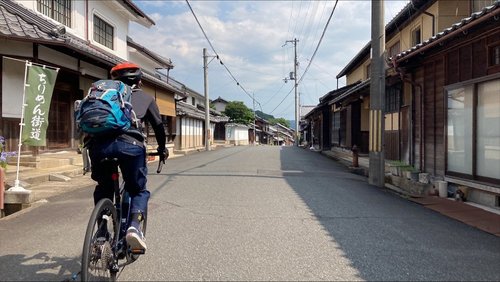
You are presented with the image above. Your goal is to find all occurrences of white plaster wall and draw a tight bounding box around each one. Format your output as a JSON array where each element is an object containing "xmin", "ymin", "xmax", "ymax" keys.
[
  {"xmin": 13, "ymin": 0, "xmax": 130, "ymax": 60},
  {"xmin": 88, "ymin": 1, "xmax": 128, "ymax": 59}
]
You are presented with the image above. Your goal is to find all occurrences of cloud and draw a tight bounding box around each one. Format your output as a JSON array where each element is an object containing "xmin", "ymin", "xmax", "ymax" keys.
[{"xmin": 131, "ymin": 0, "xmax": 409, "ymax": 120}]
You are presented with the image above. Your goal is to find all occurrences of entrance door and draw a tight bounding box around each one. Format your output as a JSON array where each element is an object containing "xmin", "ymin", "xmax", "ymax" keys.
[{"xmin": 46, "ymin": 89, "xmax": 71, "ymax": 149}]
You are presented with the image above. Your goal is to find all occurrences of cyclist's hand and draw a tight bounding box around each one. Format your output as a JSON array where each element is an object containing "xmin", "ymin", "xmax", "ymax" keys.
[{"xmin": 158, "ymin": 148, "xmax": 168, "ymax": 163}]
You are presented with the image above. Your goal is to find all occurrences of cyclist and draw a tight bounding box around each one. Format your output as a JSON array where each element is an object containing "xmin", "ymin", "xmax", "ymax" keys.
[{"xmin": 86, "ymin": 62, "xmax": 168, "ymax": 252}]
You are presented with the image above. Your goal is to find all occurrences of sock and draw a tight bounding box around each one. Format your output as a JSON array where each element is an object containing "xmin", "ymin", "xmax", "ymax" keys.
[{"xmin": 129, "ymin": 212, "xmax": 143, "ymax": 231}]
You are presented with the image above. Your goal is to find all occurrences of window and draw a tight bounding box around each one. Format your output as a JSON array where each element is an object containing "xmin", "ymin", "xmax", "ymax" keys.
[
  {"xmin": 385, "ymin": 85, "xmax": 401, "ymax": 113},
  {"xmin": 191, "ymin": 97, "xmax": 196, "ymax": 106},
  {"xmin": 489, "ymin": 44, "xmax": 500, "ymax": 67},
  {"xmin": 366, "ymin": 64, "xmax": 371, "ymax": 79},
  {"xmin": 93, "ymin": 15, "xmax": 114, "ymax": 49},
  {"xmin": 411, "ymin": 27, "xmax": 421, "ymax": 46},
  {"xmin": 388, "ymin": 41, "xmax": 401, "ymax": 59},
  {"xmin": 37, "ymin": 0, "xmax": 71, "ymax": 27},
  {"xmin": 472, "ymin": 0, "xmax": 495, "ymax": 12},
  {"xmin": 446, "ymin": 79, "xmax": 500, "ymax": 182}
]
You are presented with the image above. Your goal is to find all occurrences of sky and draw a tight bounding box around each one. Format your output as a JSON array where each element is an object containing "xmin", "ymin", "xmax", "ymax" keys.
[{"xmin": 130, "ymin": 0, "xmax": 410, "ymax": 122}]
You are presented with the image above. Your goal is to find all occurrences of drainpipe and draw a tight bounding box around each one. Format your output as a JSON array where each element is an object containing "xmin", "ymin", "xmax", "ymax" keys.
[
  {"xmin": 422, "ymin": 11, "xmax": 436, "ymax": 37},
  {"xmin": 85, "ymin": 0, "xmax": 89, "ymax": 41},
  {"xmin": 391, "ymin": 58, "xmax": 424, "ymax": 171}
]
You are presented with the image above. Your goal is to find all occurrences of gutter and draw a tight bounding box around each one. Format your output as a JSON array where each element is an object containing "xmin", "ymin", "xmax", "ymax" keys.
[{"xmin": 391, "ymin": 58, "xmax": 424, "ymax": 170}]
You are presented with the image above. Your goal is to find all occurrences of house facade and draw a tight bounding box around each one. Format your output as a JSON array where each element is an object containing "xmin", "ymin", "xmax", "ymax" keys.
[
  {"xmin": 168, "ymin": 79, "xmax": 229, "ymax": 153},
  {"xmin": 392, "ymin": 2, "xmax": 500, "ymax": 206},
  {"xmin": 0, "ymin": 0, "xmax": 180, "ymax": 155},
  {"xmin": 304, "ymin": 0, "xmax": 499, "ymax": 208},
  {"xmin": 210, "ymin": 96, "xmax": 229, "ymax": 142}
]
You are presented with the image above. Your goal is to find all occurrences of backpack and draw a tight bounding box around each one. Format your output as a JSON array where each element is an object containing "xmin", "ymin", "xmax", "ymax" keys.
[{"xmin": 75, "ymin": 80, "xmax": 139, "ymax": 136}]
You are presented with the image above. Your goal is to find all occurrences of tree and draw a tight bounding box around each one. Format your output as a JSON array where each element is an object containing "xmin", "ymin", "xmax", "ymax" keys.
[
  {"xmin": 270, "ymin": 117, "xmax": 290, "ymax": 128},
  {"xmin": 223, "ymin": 101, "xmax": 254, "ymax": 125}
]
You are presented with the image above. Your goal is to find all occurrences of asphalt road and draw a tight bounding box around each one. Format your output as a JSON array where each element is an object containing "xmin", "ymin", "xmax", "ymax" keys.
[{"xmin": 1, "ymin": 145, "xmax": 499, "ymax": 281}]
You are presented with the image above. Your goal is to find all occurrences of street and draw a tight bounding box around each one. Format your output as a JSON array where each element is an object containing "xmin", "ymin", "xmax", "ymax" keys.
[{"xmin": 1, "ymin": 145, "xmax": 499, "ymax": 281}]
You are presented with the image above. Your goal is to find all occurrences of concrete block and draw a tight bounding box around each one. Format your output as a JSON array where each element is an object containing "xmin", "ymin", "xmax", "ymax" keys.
[
  {"xmin": 4, "ymin": 190, "xmax": 33, "ymax": 204},
  {"xmin": 49, "ymin": 174, "xmax": 71, "ymax": 182}
]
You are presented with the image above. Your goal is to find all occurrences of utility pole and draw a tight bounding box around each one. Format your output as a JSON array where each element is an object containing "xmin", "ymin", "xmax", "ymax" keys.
[
  {"xmin": 369, "ymin": 0, "xmax": 385, "ymax": 187},
  {"xmin": 253, "ymin": 92, "xmax": 256, "ymax": 145},
  {"xmin": 203, "ymin": 48, "xmax": 210, "ymax": 151},
  {"xmin": 285, "ymin": 38, "xmax": 299, "ymax": 146}
]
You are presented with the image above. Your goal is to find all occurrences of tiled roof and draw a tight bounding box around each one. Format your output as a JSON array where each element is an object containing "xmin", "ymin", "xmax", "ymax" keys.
[
  {"xmin": 319, "ymin": 81, "xmax": 361, "ymax": 104},
  {"xmin": 329, "ymin": 79, "xmax": 370, "ymax": 105},
  {"xmin": 121, "ymin": 0, "xmax": 155, "ymax": 27},
  {"xmin": 304, "ymin": 81, "xmax": 362, "ymax": 119},
  {"xmin": 127, "ymin": 36, "xmax": 173, "ymax": 68},
  {"xmin": 395, "ymin": 1, "xmax": 500, "ymax": 62},
  {"xmin": 0, "ymin": 1, "xmax": 180, "ymax": 94},
  {"xmin": 336, "ymin": 0, "xmax": 432, "ymax": 79},
  {"xmin": 0, "ymin": 2, "xmax": 64, "ymax": 43},
  {"xmin": 177, "ymin": 102, "xmax": 229, "ymax": 123}
]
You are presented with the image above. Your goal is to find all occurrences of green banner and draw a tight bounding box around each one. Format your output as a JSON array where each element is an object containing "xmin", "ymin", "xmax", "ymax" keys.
[{"xmin": 22, "ymin": 64, "xmax": 58, "ymax": 146}]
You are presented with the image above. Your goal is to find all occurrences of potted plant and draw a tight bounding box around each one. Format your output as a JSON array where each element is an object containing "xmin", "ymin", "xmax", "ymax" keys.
[
  {"xmin": 0, "ymin": 136, "xmax": 17, "ymax": 172},
  {"xmin": 402, "ymin": 166, "xmax": 419, "ymax": 181},
  {"xmin": 1, "ymin": 136, "xmax": 17, "ymax": 211},
  {"xmin": 388, "ymin": 161, "xmax": 409, "ymax": 177}
]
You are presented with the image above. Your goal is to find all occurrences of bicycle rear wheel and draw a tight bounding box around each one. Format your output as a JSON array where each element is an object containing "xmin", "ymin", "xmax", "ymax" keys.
[{"xmin": 81, "ymin": 199, "xmax": 118, "ymax": 281}]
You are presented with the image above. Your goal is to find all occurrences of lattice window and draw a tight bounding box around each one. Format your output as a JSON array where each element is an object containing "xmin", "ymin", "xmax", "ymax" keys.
[
  {"xmin": 37, "ymin": 0, "xmax": 71, "ymax": 27},
  {"xmin": 93, "ymin": 15, "xmax": 114, "ymax": 49}
]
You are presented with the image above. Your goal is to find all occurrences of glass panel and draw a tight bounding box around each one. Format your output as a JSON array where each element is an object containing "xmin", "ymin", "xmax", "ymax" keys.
[
  {"xmin": 447, "ymin": 86, "xmax": 473, "ymax": 174},
  {"xmin": 477, "ymin": 79, "xmax": 500, "ymax": 179},
  {"xmin": 93, "ymin": 15, "xmax": 113, "ymax": 49}
]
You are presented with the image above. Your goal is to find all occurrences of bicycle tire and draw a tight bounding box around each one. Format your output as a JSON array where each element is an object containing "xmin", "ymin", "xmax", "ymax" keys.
[{"xmin": 81, "ymin": 199, "xmax": 118, "ymax": 281}]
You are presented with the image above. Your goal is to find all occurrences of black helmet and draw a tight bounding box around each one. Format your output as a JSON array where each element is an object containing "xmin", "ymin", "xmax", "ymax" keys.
[{"xmin": 110, "ymin": 62, "xmax": 142, "ymax": 86}]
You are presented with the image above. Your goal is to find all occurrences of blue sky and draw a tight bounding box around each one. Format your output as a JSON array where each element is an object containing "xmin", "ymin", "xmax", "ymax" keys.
[{"xmin": 130, "ymin": 0, "xmax": 409, "ymax": 121}]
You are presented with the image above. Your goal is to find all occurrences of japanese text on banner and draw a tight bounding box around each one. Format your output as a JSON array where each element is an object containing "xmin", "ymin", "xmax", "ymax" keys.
[{"xmin": 22, "ymin": 64, "xmax": 58, "ymax": 146}]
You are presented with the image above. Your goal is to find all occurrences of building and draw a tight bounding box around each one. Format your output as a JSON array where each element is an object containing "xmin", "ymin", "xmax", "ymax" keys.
[
  {"xmin": 0, "ymin": 0, "xmax": 181, "ymax": 155},
  {"xmin": 305, "ymin": 0, "xmax": 499, "ymax": 208}
]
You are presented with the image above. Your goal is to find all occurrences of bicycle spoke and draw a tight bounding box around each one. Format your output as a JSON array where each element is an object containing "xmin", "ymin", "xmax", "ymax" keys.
[{"xmin": 82, "ymin": 199, "xmax": 117, "ymax": 281}]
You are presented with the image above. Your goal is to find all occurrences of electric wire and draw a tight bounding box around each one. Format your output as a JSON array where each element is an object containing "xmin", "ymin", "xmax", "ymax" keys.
[
  {"xmin": 298, "ymin": 0, "xmax": 338, "ymax": 85},
  {"xmin": 185, "ymin": 0, "xmax": 262, "ymax": 109}
]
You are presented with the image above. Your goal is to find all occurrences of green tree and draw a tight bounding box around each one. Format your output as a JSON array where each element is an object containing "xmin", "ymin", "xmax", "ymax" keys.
[
  {"xmin": 269, "ymin": 117, "xmax": 290, "ymax": 128},
  {"xmin": 223, "ymin": 101, "xmax": 254, "ymax": 125}
]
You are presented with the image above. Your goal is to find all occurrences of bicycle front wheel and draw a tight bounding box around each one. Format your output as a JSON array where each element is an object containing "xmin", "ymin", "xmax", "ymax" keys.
[{"xmin": 81, "ymin": 199, "xmax": 118, "ymax": 281}]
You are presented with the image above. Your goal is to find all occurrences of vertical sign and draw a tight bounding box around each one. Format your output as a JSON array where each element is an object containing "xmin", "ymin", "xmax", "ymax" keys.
[{"xmin": 22, "ymin": 64, "xmax": 59, "ymax": 146}]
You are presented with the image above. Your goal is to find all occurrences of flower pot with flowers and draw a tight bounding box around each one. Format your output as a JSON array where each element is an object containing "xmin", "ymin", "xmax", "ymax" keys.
[
  {"xmin": 1, "ymin": 136, "xmax": 17, "ymax": 212},
  {"xmin": 0, "ymin": 136, "xmax": 17, "ymax": 172}
]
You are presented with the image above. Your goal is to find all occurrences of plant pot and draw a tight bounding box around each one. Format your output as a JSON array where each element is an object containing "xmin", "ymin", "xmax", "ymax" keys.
[
  {"xmin": 410, "ymin": 172, "xmax": 419, "ymax": 181},
  {"xmin": 0, "ymin": 167, "xmax": 5, "ymax": 211},
  {"xmin": 419, "ymin": 173, "xmax": 430, "ymax": 184}
]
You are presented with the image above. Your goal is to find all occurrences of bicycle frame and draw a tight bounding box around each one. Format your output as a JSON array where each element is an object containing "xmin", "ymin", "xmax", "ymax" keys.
[{"xmin": 81, "ymin": 149, "xmax": 165, "ymax": 280}]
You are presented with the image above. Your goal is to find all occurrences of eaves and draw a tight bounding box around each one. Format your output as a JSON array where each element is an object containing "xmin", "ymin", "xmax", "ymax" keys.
[
  {"xmin": 0, "ymin": 1, "xmax": 181, "ymax": 95},
  {"xmin": 329, "ymin": 79, "xmax": 370, "ymax": 105},
  {"xmin": 395, "ymin": 2, "xmax": 500, "ymax": 64}
]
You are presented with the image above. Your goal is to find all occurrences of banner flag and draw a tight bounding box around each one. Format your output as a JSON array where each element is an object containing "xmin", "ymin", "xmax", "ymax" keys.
[{"xmin": 22, "ymin": 64, "xmax": 59, "ymax": 146}]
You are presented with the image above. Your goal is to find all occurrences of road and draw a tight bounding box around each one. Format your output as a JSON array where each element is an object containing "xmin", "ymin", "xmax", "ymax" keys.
[{"xmin": 1, "ymin": 145, "xmax": 499, "ymax": 281}]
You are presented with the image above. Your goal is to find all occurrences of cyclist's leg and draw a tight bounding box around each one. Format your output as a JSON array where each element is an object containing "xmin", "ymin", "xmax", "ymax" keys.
[
  {"xmin": 89, "ymin": 144, "xmax": 115, "ymax": 205},
  {"xmin": 117, "ymin": 140, "xmax": 149, "ymax": 250}
]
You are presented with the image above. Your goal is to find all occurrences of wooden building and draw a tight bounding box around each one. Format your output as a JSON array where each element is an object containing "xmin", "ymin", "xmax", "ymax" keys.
[
  {"xmin": 0, "ymin": 0, "xmax": 180, "ymax": 154},
  {"xmin": 392, "ymin": 2, "xmax": 500, "ymax": 205}
]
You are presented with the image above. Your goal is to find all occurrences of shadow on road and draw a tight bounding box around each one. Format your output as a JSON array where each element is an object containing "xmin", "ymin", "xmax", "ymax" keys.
[
  {"xmin": 0, "ymin": 252, "xmax": 80, "ymax": 281},
  {"xmin": 279, "ymin": 146, "xmax": 500, "ymax": 281}
]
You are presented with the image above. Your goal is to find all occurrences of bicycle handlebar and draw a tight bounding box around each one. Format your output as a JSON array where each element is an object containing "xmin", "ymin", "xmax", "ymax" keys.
[{"xmin": 147, "ymin": 152, "xmax": 165, "ymax": 173}]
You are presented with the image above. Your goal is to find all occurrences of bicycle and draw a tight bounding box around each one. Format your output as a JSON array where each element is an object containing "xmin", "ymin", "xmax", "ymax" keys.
[{"xmin": 80, "ymin": 149, "xmax": 164, "ymax": 281}]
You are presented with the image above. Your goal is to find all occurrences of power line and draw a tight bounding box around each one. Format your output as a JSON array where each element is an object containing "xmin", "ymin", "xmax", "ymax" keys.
[
  {"xmin": 269, "ymin": 86, "xmax": 294, "ymax": 114},
  {"xmin": 185, "ymin": 0, "xmax": 261, "ymax": 109},
  {"xmin": 298, "ymin": 0, "xmax": 339, "ymax": 85}
]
